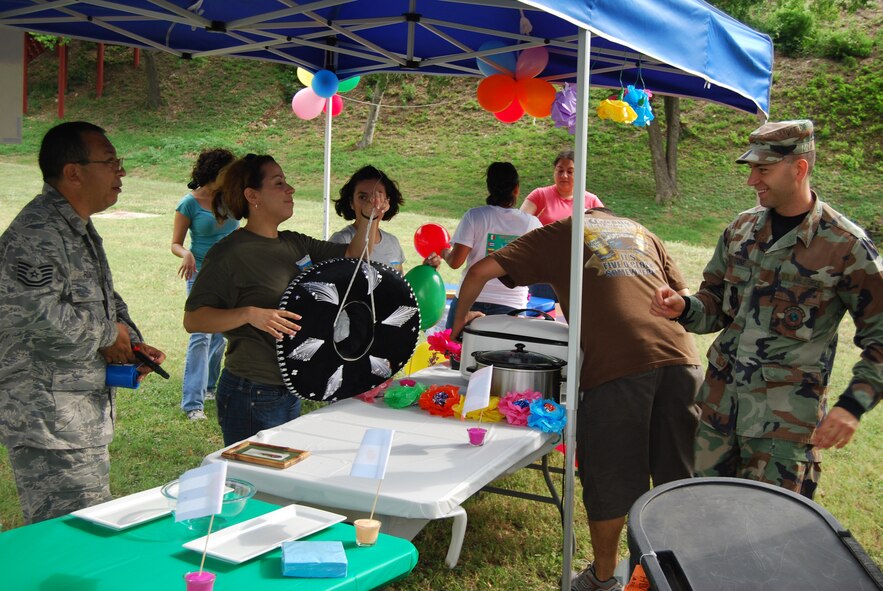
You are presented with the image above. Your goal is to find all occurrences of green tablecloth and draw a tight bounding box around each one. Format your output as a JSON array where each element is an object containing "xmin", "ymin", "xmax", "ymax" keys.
[{"xmin": 1, "ymin": 499, "xmax": 418, "ymax": 591}]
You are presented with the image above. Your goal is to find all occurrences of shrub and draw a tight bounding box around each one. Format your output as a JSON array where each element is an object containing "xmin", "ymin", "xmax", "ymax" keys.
[
  {"xmin": 772, "ymin": 3, "xmax": 817, "ymax": 56},
  {"xmin": 817, "ymin": 29, "xmax": 875, "ymax": 60}
]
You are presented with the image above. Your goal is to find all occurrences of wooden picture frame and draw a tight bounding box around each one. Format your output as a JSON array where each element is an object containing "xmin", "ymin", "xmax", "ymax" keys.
[{"xmin": 221, "ymin": 441, "xmax": 310, "ymax": 469}]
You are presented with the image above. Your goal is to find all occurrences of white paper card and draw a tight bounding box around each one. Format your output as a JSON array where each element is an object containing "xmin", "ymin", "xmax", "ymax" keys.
[{"xmin": 462, "ymin": 364, "xmax": 493, "ymax": 417}]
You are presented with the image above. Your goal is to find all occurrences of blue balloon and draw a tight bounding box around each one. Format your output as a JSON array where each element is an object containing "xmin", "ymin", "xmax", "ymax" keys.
[
  {"xmin": 476, "ymin": 40, "xmax": 516, "ymax": 77},
  {"xmin": 311, "ymin": 69, "xmax": 339, "ymax": 98}
]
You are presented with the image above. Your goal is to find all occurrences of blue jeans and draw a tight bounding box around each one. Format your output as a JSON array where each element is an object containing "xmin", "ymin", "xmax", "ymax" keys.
[
  {"xmin": 445, "ymin": 296, "xmax": 518, "ymax": 329},
  {"xmin": 216, "ymin": 370, "xmax": 302, "ymax": 446},
  {"xmin": 181, "ymin": 276, "xmax": 226, "ymax": 412}
]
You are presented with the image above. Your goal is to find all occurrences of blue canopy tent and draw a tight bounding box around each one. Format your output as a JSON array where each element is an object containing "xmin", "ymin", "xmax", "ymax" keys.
[{"xmin": 0, "ymin": 1, "xmax": 773, "ymax": 587}]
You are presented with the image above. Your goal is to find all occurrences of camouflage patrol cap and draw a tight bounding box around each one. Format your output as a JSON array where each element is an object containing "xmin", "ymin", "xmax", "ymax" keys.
[{"xmin": 736, "ymin": 120, "xmax": 815, "ymax": 164}]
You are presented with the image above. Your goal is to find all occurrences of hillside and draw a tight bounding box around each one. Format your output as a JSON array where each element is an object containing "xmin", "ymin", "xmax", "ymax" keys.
[{"xmin": 2, "ymin": 25, "xmax": 881, "ymax": 246}]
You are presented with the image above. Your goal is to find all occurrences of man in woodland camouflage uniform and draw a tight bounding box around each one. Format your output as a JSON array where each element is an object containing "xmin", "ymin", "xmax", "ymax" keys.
[
  {"xmin": 651, "ymin": 120, "xmax": 883, "ymax": 498},
  {"xmin": 0, "ymin": 121, "xmax": 165, "ymax": 524}
]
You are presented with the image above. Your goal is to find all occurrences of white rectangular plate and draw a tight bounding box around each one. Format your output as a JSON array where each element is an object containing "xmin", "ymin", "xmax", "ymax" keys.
[
  {"xmin": 183, "ymin": 504, "xmax": 346, "ymax": 564},
  {"xmin": 71, "ymin": 486, "xmax": 170, "ymax": 530}
]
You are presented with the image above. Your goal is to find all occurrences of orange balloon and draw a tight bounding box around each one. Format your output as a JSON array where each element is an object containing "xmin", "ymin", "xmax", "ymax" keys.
[
  {"xmin": 494, "ymin": 99, "xmax": 525, "ymax": 123},
  {"xmin": 476, "ymin": 74, "xmax": 517, "ymax": 113},
  {"xmin": 516, "ymin": 78, "xmax": 556, "ymax": 118}
]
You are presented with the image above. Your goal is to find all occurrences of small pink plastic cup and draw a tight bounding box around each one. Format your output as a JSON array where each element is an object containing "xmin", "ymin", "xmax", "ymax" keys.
[
  {"xmin": 467, "ymin": 427, "xmax": 487, "ymax": 446},
  {"xmin": 184, "ymin": 571, "xmax": 216, "ymax": 591}
]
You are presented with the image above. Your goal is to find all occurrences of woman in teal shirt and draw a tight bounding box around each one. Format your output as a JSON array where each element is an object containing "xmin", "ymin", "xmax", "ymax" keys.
[{"xmin": 171, "ymin": 148, "xmax": 238, "ymax": 421}]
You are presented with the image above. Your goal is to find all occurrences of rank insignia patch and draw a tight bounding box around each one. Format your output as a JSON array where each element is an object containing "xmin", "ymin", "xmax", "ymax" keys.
[{"xmin": 16, "ymin": 261, "xmax": 53, "ymax": 288}]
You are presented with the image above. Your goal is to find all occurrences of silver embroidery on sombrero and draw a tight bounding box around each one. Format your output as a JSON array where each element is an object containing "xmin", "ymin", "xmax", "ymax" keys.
[
  {"xmin": 381, "ymin": 306, "xmax": 418, "ymax": 327},
  {"xmin": 324, "ymin": 365, "xmax": 344, "ymax": 400},
  {"xmin": 301, "ymin": 282, "xmax": 339, "ymax": 304},
  {"xmin": 361, "ymin": 261, "xmax": 382, "ymax": 294},
  {"xmin": 287, "ymin": 337, "xmax": 324, "ymax": 361},
  {"xmin": 369, "ymin": 356, "xmax": 392, "ymax": 378}
]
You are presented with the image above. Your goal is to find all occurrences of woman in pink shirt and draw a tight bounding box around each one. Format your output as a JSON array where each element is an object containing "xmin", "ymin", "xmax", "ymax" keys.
[{"xmin": 520, "ymin": 149, "xmax": 603, "ymax": 225}]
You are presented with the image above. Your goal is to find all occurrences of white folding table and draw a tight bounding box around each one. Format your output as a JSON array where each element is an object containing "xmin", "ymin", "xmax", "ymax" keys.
[{"xmin": 203, "ymin": 370, "xmax": 561, "ymax": 567}]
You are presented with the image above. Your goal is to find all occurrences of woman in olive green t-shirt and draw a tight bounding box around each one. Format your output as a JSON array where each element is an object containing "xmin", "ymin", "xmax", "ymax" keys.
[{"xmin": 184, "ymin": 154, "xmax": 385, "ymax": 445}]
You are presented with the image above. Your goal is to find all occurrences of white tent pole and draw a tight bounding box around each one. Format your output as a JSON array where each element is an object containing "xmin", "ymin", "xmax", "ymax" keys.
[
  {"xmin": 561, "ymin": 26, "xmax": 590, "ymax": 591},
  {"xmin": 323, "ymin": 96, "xmax": 332, "ymax": 239}
]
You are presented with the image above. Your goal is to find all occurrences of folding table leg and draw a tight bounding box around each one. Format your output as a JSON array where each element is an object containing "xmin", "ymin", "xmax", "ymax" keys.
[{"xmin": 444, "ymin": 506, "xmax": 468, "ymax": 568}]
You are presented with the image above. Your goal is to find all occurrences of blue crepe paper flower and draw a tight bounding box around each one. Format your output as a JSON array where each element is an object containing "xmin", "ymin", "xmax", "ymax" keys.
[{"xmin": 527, "ymin": 399, "xmax": 566, "ymax": 433}]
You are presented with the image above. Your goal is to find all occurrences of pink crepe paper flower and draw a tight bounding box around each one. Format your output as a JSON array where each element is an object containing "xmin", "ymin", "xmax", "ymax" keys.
[
  {"xmin": 355, "ymin": 378, "xmax": 393, "ymax": 403},
  {"xmin": 426, "ymin": 329, "xmax": 462, "ymax": 362},
  {"xmin": 498, "ymin": 389, "xmax": 542, "ymax": 426}
]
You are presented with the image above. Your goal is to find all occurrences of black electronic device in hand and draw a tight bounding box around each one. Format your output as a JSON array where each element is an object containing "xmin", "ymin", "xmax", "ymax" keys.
[{"xmin": 132, "ymin": 345, "xmax": 170, "ymax": 379}]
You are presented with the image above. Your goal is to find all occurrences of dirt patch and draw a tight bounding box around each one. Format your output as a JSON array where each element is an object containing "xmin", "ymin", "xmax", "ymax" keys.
[{"xmin": 93, "ymin": 211, "xmax": 159, "ymax": 219}]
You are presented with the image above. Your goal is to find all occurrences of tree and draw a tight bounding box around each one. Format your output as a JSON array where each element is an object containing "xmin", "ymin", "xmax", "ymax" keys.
[
  {"xmin": 356, "ymin": 74, "xmax": 391, "ymax": 149},
  {"xmin": 144, "ymin": 50, "xmax": 161, "ymax": 109},
  {"xmin": 646, "ymin": 96, "xmax": 681, "ymax": 205}
]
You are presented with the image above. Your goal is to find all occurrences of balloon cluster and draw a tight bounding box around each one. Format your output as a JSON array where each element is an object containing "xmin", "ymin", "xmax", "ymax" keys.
[
  {"xmin": 596, "ymin": 85, "xmax": 655, "ymax": 127},
  {"xmin": 474, "ymin": 41, "xmax": 555, "ymax": 124},
  {"xmin": 291, "ymin": 68, "xmax": 360, "ymax": 120}
]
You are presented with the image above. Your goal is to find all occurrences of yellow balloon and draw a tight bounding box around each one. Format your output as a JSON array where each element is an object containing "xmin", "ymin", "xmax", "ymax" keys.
[
  {"xmin": 404, "ymin": 341, "xmax": 442, "ymax": 375},
  {"xmin": 296, "ymin": 67, "xmax": 314, "ymax": 87}
]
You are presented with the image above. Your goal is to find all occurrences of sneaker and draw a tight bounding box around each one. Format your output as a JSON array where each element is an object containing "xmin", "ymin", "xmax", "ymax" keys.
[
  {"xmin": 571, "ymin": 563, "xmax": 623, "ymax": 591},
  {"xmin": 187, "ymin": 409, "xmax": 207, "ymax": 421},
  {"xmin": 204, "ymin": 391, "xmax": 216, "ymax": 401}
]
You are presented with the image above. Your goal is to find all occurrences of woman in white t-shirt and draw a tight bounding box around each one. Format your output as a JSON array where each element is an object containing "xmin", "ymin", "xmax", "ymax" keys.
[{"xmin": 442, "ymin": 162, "xmax": 542, "ymax": 328}]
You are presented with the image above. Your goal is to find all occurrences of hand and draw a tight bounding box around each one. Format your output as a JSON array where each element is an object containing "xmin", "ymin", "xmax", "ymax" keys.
[
  {"xmin": 99, "ymin": 322, "xmax": 135, "ymax": 364},
  {"xmin": 650, "ymin": 285, "xmax": 686, "ymax": 319},
  {"xmin": 247, "ymin": 308, "xmax": 302, "ymax": 340},
  {"xmin": 451, "ymin": 310, "xmax": 485, "ymax": 340},
  {"xmin": 178, "ymin": 252, "xmax": 197, "ymax": 281},
  {"xmin": 811, "ymin": 407, "xmax": 859, "ymax": 449},
  {"xmin": 133, "ymin": 343, "xmax": 167, "ymax": 378},
  {"xmin": 423, "ymin": 253, "xmax": 442, "ymax": 268}
]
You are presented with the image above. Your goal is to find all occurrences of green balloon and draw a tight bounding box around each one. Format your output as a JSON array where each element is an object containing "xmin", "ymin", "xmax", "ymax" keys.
[
  {"xmin": 404, "ymin": 265, "xmax": 446, "ymax": 330},
  {"xmin": 337, "ymin": 76, "xmax": 360, "ymax": 93}
]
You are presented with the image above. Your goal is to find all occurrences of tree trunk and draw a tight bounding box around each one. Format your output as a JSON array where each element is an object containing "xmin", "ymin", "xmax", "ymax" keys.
[
  {"xmin": 646, "ymin": 95, "xmax": 681, "ymax": 204},
  {"xmin": 356, "ymin": 91, "xmax": 383, "ymax": 149},
  {"xmin": 144, "ymin": 50, "xmax": 161, "ymax": 109}
]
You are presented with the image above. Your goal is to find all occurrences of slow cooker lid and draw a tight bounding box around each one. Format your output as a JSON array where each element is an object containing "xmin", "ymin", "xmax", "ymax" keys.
[{"xmin": 475, "ymin": 343, "xmax": 566, "ymax": 370}]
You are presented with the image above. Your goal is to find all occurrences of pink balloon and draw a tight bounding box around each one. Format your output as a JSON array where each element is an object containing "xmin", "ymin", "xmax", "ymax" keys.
[
  {"xmin": 322, "ymin": 94, "xmax": 344, "ymax": 116},
  {"xmin": 494, "ymin": 99, "xmax": 525, "ymax": 124},
  {"xmin": 515, "ymin": 46, "xmax": 549, "ymax": 80},
  {"xmin": 291, "ymin": 87, "xmax": 325, "ymax": 120}
]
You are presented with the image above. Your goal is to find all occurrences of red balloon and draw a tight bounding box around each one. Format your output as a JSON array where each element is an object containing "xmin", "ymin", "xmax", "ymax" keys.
[
  {"xmin": 322, "ymin": 94, "xmax": 344, "ymax": 116},
  {"xmin": 414, "ymin": 223, "xmax": 451, "ymax": 258},
  {"xmin": 494, "ymin": 99, "xmax": 525, "ymax": 123}
]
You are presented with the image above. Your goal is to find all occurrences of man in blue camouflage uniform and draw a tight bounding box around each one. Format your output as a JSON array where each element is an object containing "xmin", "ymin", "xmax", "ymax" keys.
[
  {"xmin": 651, "ymin": 120, "xmax": 882, "ymax": 498},
  {"xmin": 0, "ymin": 121, "xmax": 166, "ymax": 524}
]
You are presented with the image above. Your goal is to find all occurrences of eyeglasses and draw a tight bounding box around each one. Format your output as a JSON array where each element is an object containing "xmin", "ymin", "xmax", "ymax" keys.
[{"xmin": 78, "ymin": 157, "xmax": 125, "ymax": 172}]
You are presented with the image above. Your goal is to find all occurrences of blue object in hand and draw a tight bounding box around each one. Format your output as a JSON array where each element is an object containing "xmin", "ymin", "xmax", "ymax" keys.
[{"xmin": 105, "ymin": 364, "xmax": 140, "ymax": 389}]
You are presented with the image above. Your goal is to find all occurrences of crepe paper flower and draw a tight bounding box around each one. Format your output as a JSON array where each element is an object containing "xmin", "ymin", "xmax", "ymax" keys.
[
  {"xmin": 426, "ymin": 329, "xmax": 462, "ymax": 362},
  {"xmin": 550, "ymin": 83, "xmax": 577, "ymax": 135},
  {"xmin": 418, "ymin": 384, "xmax": 461, "ymax": 417},
  {"xmin": 527, "ymin": 398, "xmax": 566, "ymax": 433},
  {"xmin": 452, "ymin": 396, "xmax": 504, "ymax": 423},
  {"xmin": 499, "ymin": 389, "xmax": 543, "ymax": 426},
  {"xmin": 596, "ymin": 99, "xmax": 637, "ymax": 124},
  {"xmin": 355, "ymin": 378, "xmax": 393, "ymax": 403},
  {"xmin": 384, "ymin": 381, "xmax": 426, "ymax": 409},
  {"xmin": 622, "ymin": 85, "xmax": 654, "ymax": 127}
]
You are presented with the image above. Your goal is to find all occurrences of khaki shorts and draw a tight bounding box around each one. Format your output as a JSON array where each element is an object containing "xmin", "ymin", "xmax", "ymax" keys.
[{"xmin": 694, "ymin": 422, "xmax": 821, "ymax": 499}]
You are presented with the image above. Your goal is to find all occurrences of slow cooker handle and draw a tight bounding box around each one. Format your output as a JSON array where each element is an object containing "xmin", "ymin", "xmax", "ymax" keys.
[{"xmin": 506, "ymin": 308, "xmax": 554, "ymax": 321}]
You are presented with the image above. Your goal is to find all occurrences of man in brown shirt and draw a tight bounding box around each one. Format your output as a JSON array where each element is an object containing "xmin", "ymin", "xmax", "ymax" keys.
[{"xmin": 452, "ymin": 208, "xmax": 701, "ymax": 591}]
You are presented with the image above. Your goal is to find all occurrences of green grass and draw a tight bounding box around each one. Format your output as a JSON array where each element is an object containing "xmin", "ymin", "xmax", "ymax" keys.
[{"xmin": 0, "ymin": 161, "xmax": 880, "ymax": 588}]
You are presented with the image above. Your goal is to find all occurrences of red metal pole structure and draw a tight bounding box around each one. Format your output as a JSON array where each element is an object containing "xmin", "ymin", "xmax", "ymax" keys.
[
  {"xmin": 57, "ymin": 43, "xmax": 66, "ymax": 119},
  {"xmin": 96, "ymin": 42, "xmax": 104, "ymax": 98},
  {"xmin": 22, "ymin": 35, "xmax": 28, "ymax": 114},
  {"xmin": 133, "ymin": 47, "xmax": 140, "ymax": 68}
]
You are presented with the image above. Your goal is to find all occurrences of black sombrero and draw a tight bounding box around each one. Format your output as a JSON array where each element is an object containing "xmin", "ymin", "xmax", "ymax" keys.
[{"xmin": 276, "ymin": 258, "xmax": 421, "ymax": 402}]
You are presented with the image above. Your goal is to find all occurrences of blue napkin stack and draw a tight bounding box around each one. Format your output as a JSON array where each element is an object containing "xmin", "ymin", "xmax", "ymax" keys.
[{"xmin": 281, "ymin": 540, "xmax": 347, "ymax": 578}]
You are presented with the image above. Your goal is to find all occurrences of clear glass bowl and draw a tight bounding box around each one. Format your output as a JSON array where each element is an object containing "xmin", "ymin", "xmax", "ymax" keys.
[{"xmin": 160, "ymin": 477, "xmax": 256, "ymax": 531}]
